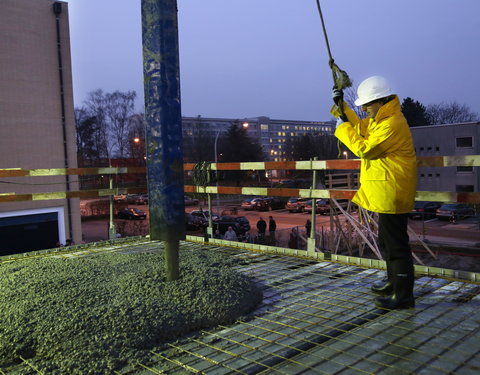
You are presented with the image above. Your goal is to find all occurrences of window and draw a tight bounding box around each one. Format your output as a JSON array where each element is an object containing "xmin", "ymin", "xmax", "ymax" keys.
[
  {"xmin": 456, "ymin": 137, "xmax": 473, "ymax": 148},
  {"xmin": 457, "ymin": 166, "xmax": 473, "ymax": 173},
  {"xmin": 420, "ymin": 147, "xmax": 424, "ymax": 151},
  {"xmin": 261, "ymin": 124, "xmax": 269, "ymax": 131},
  {"xmin": 435, "ymin": 146, "xmax": 440, "ymax": 151},
  {"xmin": 456, "ymin": 185, "xmax": 474, "ymax": 192}
]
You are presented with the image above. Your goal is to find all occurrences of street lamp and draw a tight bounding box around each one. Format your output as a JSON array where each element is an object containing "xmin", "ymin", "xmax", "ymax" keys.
[{"xmin": 214, "ymin": 130, "xmax": 221, "ymax": 216}]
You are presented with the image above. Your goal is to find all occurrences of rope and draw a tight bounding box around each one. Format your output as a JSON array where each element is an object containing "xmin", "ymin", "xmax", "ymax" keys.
[
  {"xmin": 315, "ymin": 0, "xmax": 352, "ymax": 158},
  {"xmin": 315, "ymin": 0, "xmax": 352, "ymax": 91}
]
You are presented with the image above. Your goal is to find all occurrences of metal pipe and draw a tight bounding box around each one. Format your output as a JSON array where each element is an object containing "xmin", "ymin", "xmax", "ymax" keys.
[
  {"xmin": 307, "ymin": 157, "xmax": 317, "ymax": 253},
  {"xmin": 53, "ymin": 2, "xmax": 73, "ymax": 243},
  {"xmin": 141, "ymin": 0, "xmax": 185, "ymax": 281},
  {"xmin": 164, "ymin": 241, "xmax": 179, "ymax": 280},
  {"xmin": 108, "ymin": 169, "xmax": 116, "ymax": 239},
  {"xmin": 214, "ymin": 130, "xmax": 220, "ymax": 216}
]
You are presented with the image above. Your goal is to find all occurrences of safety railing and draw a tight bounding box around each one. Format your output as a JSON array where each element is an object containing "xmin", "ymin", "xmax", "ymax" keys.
[
  {"xmin": 2, "ymin": 155, "xmax": 480, "ymax": 264},
  {"xmin": 1, "ymin": 155, "xmax": 480, "ymax": 203}
]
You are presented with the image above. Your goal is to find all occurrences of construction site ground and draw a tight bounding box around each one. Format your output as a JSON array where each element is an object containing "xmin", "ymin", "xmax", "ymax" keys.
[{"xmin": 2, "ymin": 237, "xmax": 479, "ymax": 374}]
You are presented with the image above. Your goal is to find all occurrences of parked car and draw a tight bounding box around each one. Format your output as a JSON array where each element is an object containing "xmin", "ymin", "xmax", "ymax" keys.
[
  {"xmin": 241, "ymin": 197, "xmax": 263, "ymax": 210},
  {"xmin": 129, "ymin": 193, "xmax": 148, "ymax": 205},
  {"xmin": 184, "ymin": 195, "xmax": 199, "ymax": 206},
  {"xmin": 185, "ymin": 213, "xmax": 207, "ymax": 230},
  {"xmin": 286, "ymin": 197, "xmax": 309, "ymax": 213},
  {"xmin": 314, "ymin": 199, "xmax": 349, "ymax": 215},
  {"xmin": 139, "ymin": 193, "xmax": 149, "ymax": 205},
  {"xmin": 114, "ymin": 193, "xmax": 127, "ymax": 202},
  {"xmin": 409, "ymin": 201, "xmax": 443, "ymax": 220},
  {"xmin": 118, "ymin": 208, "xmax": 147, "ymax": 220},
  {"xmin": 436, "ymin": 203, "xmax": 475, "ymax": 221},
  {"xmin": 126, "ymin": 194, "xmax": 140, "ymax": 204},
  {"xmin": 190, "ymin": 210, "xmax": 220, "ymax": 222},
  {"xmin": 254, "ymin": 197, "xmax": 284, "ymax": 211},
  {"xmin": 213, "ymin": 216, "xmax": 250, "ymax": 235}
]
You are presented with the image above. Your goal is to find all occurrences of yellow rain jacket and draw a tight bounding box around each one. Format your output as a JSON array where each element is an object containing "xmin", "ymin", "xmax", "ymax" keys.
[{"xmin": 333, "ymin": 96, "xmax": 417, "ymax": 214}]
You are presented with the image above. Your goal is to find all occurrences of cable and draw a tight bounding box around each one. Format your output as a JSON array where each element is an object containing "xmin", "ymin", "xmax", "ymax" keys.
[{"xmin": 315, "ymin": 0, "xmax": 352, "ymax": 158}]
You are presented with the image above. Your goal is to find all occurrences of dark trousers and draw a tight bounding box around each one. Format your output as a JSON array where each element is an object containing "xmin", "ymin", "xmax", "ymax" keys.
[
  {"xmin": 378, "ymin": 213, "xmax": 412, "ymax": 263},
  {"xmin": 378, "ymin": 213, "xmax": 414, "ymax": 297}
]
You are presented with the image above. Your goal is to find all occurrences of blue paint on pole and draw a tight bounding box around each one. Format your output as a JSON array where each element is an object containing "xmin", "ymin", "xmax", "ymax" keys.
[{"xmin": 141, "ymin": 0, "xmax": 185, "ymax": 241}]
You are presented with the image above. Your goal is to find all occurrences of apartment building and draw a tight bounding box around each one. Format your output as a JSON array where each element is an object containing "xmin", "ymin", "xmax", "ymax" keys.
[
  {"xmin": 411, "ymin": 122, "xmax": 480, "ymax": 192},
  {"xmin": 182, "ymin": 115, "xmax": 335, "ymax": 162},
  {"xmin": 0, "ymin": 0, "xmax": 81, "ymax": 254}
]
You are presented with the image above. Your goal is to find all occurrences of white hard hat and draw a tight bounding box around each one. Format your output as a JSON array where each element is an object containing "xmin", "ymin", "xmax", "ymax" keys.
[{"xmin": 354, "ymin": 76, "xmax": 394, "ymax": 106}]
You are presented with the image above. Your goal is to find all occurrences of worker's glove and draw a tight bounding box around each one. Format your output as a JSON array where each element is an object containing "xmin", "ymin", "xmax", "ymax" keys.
[
  {"xmin": 335, "ymin": 115, "xmax": 348, "ymax": 128},
  {"xmin": 332, "ymin": 88, "xmax": 344, "ymax": 106}
]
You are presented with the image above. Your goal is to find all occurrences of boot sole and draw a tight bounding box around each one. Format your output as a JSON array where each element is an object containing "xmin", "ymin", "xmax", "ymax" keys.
[
  {"xmin": 371, "ymin": 287, "xmax": 393, "ymax": 295},
  {"xmin": 375, "ymin": 298, "xmax": 415, "ymax": 309}
]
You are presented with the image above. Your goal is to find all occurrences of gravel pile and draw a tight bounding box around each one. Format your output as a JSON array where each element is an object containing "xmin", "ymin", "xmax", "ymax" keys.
[{"xmin": 0, "ymin": 247, "xmax": 263, "ymax": 374}]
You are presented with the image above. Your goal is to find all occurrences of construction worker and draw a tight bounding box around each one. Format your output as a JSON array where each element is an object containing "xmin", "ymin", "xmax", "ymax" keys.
[{"xmin": 331, "ymin": 76, "xmax": 417, "ymax": 309}]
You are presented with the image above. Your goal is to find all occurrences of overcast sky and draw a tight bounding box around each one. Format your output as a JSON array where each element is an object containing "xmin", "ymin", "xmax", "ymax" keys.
[{"xmin": 66, "ymin": 0, "xmax": 480, "ymax": 121}]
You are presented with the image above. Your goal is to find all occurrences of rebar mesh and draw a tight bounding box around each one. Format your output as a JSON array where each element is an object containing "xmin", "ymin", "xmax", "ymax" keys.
[{"xmin": 2, "ymin": 238, "xmax": 480, "ymax": 374}]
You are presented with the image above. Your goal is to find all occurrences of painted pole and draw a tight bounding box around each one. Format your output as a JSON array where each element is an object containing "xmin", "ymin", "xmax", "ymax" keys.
[
  {"xmin": 141, "ymin": 0, "xmax": 185, "ymax": 281},
  {"xmin": 307, "ymin": 157, "xmax": 317, "ymax": 253}
]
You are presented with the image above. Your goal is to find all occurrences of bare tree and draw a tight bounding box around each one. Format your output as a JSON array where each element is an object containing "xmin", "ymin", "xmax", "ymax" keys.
[
  {"xmin": 83, "ymin": 89, "xmax": 109, "ymax": 160},
  {"xmin": 127, "ymin": 113, "xmax": 146, "ymax": 160},
  {"xmin": 426, "ymin": 102, "xmax": 479, "ymax": 125},
  {"xmin": 79, "ymin": 89, "xmax": 138, "ymax": 163},
  {"xmin": 104, "ymin": 90, "xmax": 137, "ymax": 158},
  {"xmin": 75, "ymin": 107, "xmax": 105, "ymax": 166}
]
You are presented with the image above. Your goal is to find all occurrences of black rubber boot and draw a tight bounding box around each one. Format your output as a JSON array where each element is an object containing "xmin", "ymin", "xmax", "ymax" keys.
[
  {"xmin": 371, "ymin": 263, "xmax": 393, "ymax": 295},
  {"xmin": 375, "ymin": 261, "xmax": 415, "ymax": 309},
  {"xmin": 371, "ymin": 279, "xmax": 393, "ymax": 295}
]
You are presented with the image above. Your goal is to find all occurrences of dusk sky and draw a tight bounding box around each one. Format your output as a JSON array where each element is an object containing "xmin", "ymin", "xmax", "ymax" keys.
[{"xmin": 66, "ymin": 0, "xmax": 480, "ymax": 121}]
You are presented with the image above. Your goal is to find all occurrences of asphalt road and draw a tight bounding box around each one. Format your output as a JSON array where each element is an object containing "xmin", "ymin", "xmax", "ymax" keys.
[{"xmin": 81, "ymin": 202, "xmax": 480, "ymax": 247}]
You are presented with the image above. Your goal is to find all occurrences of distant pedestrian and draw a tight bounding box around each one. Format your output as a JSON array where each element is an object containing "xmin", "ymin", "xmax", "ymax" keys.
[
  {"xmin": 243, "ymin": 231, "xmax": 253, "ymax": 243},
  {"xmin": 223, "ymin": 226, "xmax": 238, "ymax": 241},
  {"xmin": 268, "ymin": 216, "xmax": 277, "ymax": 243},
  {"xmin": 288, "ymin": 228, "xmax": 298, "ymax": 249},
  {"xmin": 305, "ymin": 219, "xmax": 312, "ymax": 237},
  {"xmin": 256, "ymin": 217, "xmax": 267, "ymax": 236},
  {"xmin": 213, "ymin": 229, "xmax": 223, "ymax": 239}
]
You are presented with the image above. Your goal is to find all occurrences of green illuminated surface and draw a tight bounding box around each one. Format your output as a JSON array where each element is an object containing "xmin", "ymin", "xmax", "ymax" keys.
[{"xmin": 0, "ymin": 247, "xmax": 262, "ymax": 374}]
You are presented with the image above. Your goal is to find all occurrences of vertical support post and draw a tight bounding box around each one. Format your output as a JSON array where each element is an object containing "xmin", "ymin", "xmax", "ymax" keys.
[
  {"xmin": 307, "ymin": 157, "xmax": 317, "ymax": 253},
  {"xmin": 142, "ymin": 0, "xmax": 185, "ymax": 281},
  {"xmin": 214, "ymin": 130, "xmax": 220, "ymax": 216},
  {"xmin": 206, "ymin": 166, "xmax": 213, "ymax": 239},
  {"xmin": 108, "ymin": 172, "xmax": 116, "ymax": 239}
]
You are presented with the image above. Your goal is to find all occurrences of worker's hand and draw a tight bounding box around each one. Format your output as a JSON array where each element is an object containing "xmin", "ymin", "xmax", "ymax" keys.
[
  {"xmin": 332, "ymin": 88, "xmax": 344, "ymax": 105},
  {"xmin": 335, "ymin": 115, "xmax": 348, "ymax": 128},
  {"xmin": 336, "ymin": 117, "xmax": 345, "ymax": 128}
]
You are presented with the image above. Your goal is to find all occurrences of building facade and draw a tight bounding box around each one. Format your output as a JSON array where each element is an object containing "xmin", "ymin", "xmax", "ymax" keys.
[
  {"xmin": 182, "ymin": 115, "xmax": 335, "ymax": 162},
  {"xmin": 0, "ymin": 0, "xmax": 81, "ymax": 253},
  {"xmin": 411, "ymin": 122, "xmax": 480, "ymax": 193}
]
